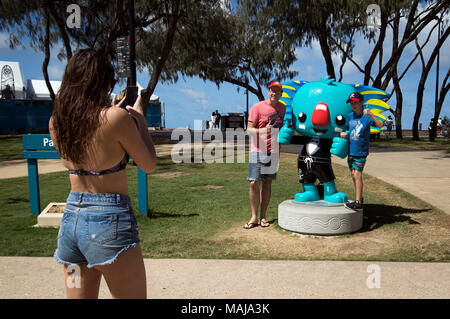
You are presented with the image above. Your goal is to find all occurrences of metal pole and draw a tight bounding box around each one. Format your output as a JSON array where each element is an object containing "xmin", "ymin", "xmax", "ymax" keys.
[
  {"xmin": 246, "ymin": 88, "xmax": 249, "ymax": 115},
  {"xmin": 128, "ymin": 0, "xmax": 136, "ymax": 86}
]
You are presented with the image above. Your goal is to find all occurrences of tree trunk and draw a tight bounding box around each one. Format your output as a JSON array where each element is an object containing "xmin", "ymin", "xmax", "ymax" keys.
[
  {"xmin": 47, "ymin": 0, "xmax": 72, "ymax": 60},
  {"xmin": 393, "ymin": 69, "xmax": 403, "ymax": 139},
  {"xmin": 413, "ymin": 26, "xmax": 450, "ymax": 140},
  {"xmin": 142, "ymin": 1, "xmax": 180, "ymax": 114},
  {"xmin": 318, "ymin": 29, "xmax": 335, "ymax": 79},
  {"xmin": 42, "ymin": 9, "xmax": 55, "ymax": 101}
]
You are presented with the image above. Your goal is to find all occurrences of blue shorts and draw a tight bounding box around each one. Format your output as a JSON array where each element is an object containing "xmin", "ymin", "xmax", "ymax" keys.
[
  {"xmin": 248, "ymin": 152, "xmax": 279, "ymax": 181},
  {"xmin": 54, "ymin": 191, "xmax": 140, "ymax": 268},
  {"xmin": 347, "ymin": 156, "xmax": 367, "ymax": 172}
]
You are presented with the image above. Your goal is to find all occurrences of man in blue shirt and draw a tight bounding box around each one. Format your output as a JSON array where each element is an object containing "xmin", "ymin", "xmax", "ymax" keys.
[{"xmin": 340, "ymin": 92, "xmax": 383, "ymax": 210}]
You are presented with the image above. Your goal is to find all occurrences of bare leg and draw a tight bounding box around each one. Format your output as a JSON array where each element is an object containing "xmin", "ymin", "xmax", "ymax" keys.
[
  {"xmin": 95, "ymin": 244, "xmax": 147, "ymax": 299},
  {"xmin": 248, "ymin": 180, "xmax": 260, "ymax": 224},
  {"xmin": 352, "ymin": 170, "xmax": 363, "ymax": 202},
  {"xmin": 260, "ymin": 179, "xmax": 272, "ymax": 223},
  {"xmin": 64, "ymin": 263, "xmax": 102, "ymax": 299}
]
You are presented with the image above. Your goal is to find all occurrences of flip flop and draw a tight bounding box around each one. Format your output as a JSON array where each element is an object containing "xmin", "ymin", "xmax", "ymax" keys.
[
  {"xmin": 260, "ymin": 219, "xmax": 270, "ymax": 227},
  {"xmin": 243, "ymin": 222, "xmax": 258, "ymax": 229}
]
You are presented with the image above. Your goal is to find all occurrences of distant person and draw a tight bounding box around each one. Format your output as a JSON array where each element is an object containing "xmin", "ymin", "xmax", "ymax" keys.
[
  {"xmin": 211, "ymin": 111, "xmax": 217, "ymax": 130},
  {"xmin": 437, "ymin": 117, "xmax": 443, "ymax": 136},
  {"xmin": 215, "ymin": 110, "xmax": 221, "ymax": 129},
  {"xmin": 428, "ymin": 118, "xmax": 435, "ymax": 139},
  {"xmin": 1, "ymin": 84, "xmax": 13, "ymax": 100},
  {"xmin": 385, "ymin": 115, "xmax": 394, "ymax": 137},
  {"xmin": 340, "ymin": 92, "xmax": 383, "ymax": 211},
  {"xmin": 244, "ymin": 81, "xmax": 285, "ymax": 229},
  {"xmin": 50, "ymin": 49, "xmax": 156, "ymax": 298}
]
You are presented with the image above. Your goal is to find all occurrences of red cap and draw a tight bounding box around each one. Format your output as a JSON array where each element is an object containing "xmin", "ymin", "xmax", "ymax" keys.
[
  {"xmin": 346, "ymin": 92, "xmax": 364, "ymax": 103},
  {"xmin": 269, "ymin": 81, "xmax": 283, "ymax": 91}
]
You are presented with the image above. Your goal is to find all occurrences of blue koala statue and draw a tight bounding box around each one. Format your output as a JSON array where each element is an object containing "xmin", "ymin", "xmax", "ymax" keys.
[{"xmin": 277, "ymin": 76, "xmax": 390, "ymax": 203}]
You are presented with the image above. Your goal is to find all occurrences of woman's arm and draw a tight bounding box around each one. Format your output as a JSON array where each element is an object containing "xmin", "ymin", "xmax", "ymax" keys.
[{"xmin": 111, "ymin": 95, "xmax": 156, "ymax": 173}]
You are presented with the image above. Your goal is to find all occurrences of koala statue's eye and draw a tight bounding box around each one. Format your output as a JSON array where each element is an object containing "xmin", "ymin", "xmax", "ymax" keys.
[
  {"xmin": 298, "ymin": 112, "xmax": 307, "ymax": 123},
  {"xmin": 335, "ymin": 115, "xmax": 345, "ymax": 126}
]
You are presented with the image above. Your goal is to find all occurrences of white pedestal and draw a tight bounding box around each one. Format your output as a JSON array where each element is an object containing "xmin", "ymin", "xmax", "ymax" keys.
[{"xmin": 278, "ymin": 200, "xmax": 362, "ymax": 235}]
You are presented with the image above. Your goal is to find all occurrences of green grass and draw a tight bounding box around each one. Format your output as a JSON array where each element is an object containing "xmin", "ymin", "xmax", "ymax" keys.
[
  {"xmin": 371, "ymin": 136, "xmax": 450, "ymax": 153},
  {"xmin": 0, "ymin": 135, "xmax": 23, "ymax": 162},
  {"xmin": 0, "ymin": 152, "xmax": 449, "ymax": 262}
]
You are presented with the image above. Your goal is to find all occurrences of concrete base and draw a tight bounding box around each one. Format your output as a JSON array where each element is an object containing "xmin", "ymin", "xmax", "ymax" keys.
[
  {"xmin": 278, "ymin": 200, "xmax": 362, "ymax": 235},
  {"xmin": 34, "ymin": 202, "xmax": 65, "ymax": 228}
]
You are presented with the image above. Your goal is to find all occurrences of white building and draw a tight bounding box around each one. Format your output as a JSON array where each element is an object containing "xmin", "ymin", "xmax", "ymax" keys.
[
  {"xmin": 1, "ymin": 60, "xmax": 160, "ymax": 102},
  {"xmin": 26, "ymin": 79, "xmax": 61, "ymax": 100},
  {"xmin": 0, "ymin": 61, "xmax": 26, "ymax": 99}
]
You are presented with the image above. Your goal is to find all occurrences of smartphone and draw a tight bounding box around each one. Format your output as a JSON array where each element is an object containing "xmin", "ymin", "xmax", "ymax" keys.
[{"xmin": 121, "ymin": 86, "xmax": 139, "ymax": 109}]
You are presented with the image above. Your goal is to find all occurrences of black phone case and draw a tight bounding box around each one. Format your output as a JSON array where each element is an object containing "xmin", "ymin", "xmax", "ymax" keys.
[{"xmin": 122, "ymin": 86, "xmax": 139, "ymax": 108}]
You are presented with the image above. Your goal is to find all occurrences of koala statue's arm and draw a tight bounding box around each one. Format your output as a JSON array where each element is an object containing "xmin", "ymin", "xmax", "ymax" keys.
[{"xmin": 278, "ymin": 122, "xmax": 295, "ymax": 145}]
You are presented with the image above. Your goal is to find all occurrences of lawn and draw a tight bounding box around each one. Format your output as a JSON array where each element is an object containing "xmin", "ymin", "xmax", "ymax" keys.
[
  {"xmin": 0, "ymin": 151, "xmax": 449, "ymax": 262},
  {"xmin": 0, "ymin": 135, "xmax": 24, "ymax": 162},
  {"xmin": 370, "ymin": 136, "xmax": 450, "ymax": 153}
]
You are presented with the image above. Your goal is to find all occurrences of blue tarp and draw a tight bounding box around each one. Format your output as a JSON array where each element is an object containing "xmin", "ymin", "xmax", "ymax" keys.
[{"xmin": 0, "ymin": 99, "xmax": 162, "ymax": 134}]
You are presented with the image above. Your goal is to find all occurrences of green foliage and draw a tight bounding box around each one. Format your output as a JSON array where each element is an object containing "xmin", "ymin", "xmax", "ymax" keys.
[{"xmin": 136, "ymin": 0, "xmax": 298, "ymax": 100}]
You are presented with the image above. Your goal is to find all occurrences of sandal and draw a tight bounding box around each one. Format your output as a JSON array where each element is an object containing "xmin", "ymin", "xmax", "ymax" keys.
[
  {"xmin": 243, "ymin": 222, "xmax": 258, "ymax": 229},
  {"xmin": 260, "ymin": 219, "xmax": 270, "ymax": 227}
]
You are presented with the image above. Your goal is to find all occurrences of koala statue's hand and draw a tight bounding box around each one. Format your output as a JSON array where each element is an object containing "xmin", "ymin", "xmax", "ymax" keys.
[
  {"xmin": 277, "ymin": 123, "xmax": 295, "ymax": 145},
  {"xmin": 330, "ymin": 137, "xmax": 348, "ymax": 159}
]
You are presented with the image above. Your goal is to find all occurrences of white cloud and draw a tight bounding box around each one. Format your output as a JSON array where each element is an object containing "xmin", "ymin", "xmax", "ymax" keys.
[
  {"xmin": 48, "ymin": 63, "xmax": 65, "ymax": 80},
  {"xmin": 178, "ymin": 86, "xmax": 210, "ymax": 109}
]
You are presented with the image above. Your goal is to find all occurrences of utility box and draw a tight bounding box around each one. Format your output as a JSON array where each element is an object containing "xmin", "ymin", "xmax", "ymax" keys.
[{"xmin": 221, "ymin": 113, "xmax": 244, "ymax": 131}]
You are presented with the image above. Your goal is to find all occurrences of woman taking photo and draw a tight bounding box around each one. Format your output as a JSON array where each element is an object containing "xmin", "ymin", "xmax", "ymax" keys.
[{"xmin": 50, "ymin": 49, "xmax": 156, "ymax": 298}]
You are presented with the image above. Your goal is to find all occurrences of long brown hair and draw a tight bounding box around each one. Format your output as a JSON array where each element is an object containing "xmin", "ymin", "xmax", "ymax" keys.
[{"xmin": 52, "ymin": 49, "xmax": 115, "ymax": 164}]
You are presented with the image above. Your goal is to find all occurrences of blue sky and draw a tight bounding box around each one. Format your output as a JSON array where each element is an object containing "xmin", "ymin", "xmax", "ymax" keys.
[{"xmin": 0, "ymin": 2, "xmax": 448, "ymax": 130}]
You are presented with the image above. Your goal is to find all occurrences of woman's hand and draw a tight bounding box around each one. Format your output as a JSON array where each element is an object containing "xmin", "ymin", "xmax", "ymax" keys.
[
  {"xmin": 127, "ymin": 94, "xmax": 144, "ymax": 116},
  {"xmin": 111, "ymin": 94, "xmax": 127, "ymax": 109}
]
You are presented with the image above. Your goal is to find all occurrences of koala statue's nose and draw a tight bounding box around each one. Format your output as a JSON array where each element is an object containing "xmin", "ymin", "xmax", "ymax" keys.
[{"xmin": 311, "ymin": 102, "xmax": 330, "ymax": 127}]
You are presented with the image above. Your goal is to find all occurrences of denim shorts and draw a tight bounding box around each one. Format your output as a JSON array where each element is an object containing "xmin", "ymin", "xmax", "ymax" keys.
[
  {"xmin": 54, "ymin": 191, "xmax": 140, "ymax": 268},
  {"xmin": 248, "ymin": 152, "xmax": 279, "ymax": 181}
]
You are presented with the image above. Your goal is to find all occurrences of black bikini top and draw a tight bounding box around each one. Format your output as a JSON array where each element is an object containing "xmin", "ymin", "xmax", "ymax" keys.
[{"xmin": 68, "ymin": 154, "xmax": 129, "ymax": 176}]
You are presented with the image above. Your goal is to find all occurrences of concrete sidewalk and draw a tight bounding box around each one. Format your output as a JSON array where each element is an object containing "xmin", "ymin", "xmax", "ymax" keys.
[{"xmin": 0, "ymin": 257, "xmax": 448, "ymax": 299}]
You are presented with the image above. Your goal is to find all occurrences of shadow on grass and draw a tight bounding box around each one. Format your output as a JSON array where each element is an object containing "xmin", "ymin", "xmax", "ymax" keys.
[
  {"xmin": 360, "ymin": 203, "xmax": 431, "ymax": 233},
  {"xmin": 6, "ymin": 197, "xmax": 29, "ymax": 204},
  {"xmin": 146, "ymin": 210, "xmax": 199, "ymax": 219}
]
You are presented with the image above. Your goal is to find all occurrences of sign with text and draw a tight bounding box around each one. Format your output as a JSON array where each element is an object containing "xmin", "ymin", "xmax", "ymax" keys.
[{"xmin": 115, "ymin": 36, "xmax": 131, "ymax": 78}]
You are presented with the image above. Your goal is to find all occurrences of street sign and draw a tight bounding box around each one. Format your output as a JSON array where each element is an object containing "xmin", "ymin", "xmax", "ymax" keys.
[{"xmin": 115, "ymin": 36, "xmax": 131, "ymax": 78}]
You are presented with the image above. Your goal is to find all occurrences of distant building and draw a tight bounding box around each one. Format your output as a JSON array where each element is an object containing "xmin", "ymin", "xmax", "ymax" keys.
[
  {"xmin": 0, "ymin": 60, "xmax": 165, "ymax": 132},
  {"xmin": 0, "ymin": 61, "xmax": 26, "ymax": 100},
  {"xmin": 26, "ymin": 79, "xmax": 62, "ymax": 100}
]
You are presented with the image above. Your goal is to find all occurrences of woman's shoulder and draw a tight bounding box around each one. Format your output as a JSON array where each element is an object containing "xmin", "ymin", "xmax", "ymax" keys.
[{"xmin": 102, "ymin": 107, "xmax": 131, "ymax": 125}]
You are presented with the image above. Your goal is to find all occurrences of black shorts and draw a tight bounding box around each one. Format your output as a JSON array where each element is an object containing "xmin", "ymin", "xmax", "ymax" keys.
[{"xmin": 297, "ymin": 156, "xmax": 335, "ymax": 184}]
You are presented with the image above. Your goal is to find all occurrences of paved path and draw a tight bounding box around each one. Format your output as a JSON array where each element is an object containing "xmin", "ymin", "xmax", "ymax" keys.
[
  {"xmin": 0, "ymin": 143, "xmax": 449, "ymax": 299},
  {"xmin": 0, "ymin": 257, "xmax": 448, "ymax": 299}
]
